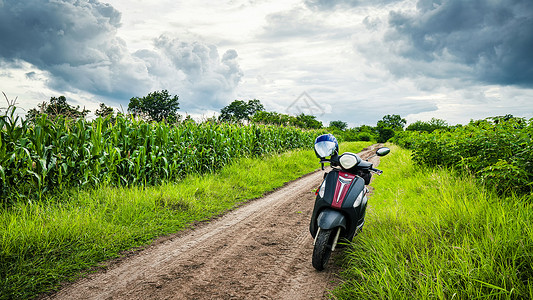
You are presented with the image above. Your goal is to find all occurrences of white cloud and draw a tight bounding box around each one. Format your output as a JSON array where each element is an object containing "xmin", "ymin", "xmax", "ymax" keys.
[{"xmin": 136, "ymin": 35, "xmax": 244, "ymax": 109}]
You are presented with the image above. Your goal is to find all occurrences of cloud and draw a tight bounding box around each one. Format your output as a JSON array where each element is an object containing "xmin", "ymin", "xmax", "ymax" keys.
[
  {"xmin": 0, "ymin": 0, "xmax": 152, "ymax": 98},
  {"xmin": 260, "ymin": 8, "xmax": 324, "ymax": 39},
  {"xmin": 385, "ymin": 0, "xmax": 533, "ymax": 87},
  {"xmin": 134, "ymin": 35, "xmax": 243, "ymax": 110},
  {"xmin": 0, "ymin": 0, "xmax": 243, "ymax": 111},
  {"xmin": 304, "ymin": 0, "xmax": 401, "ymax": 10},
  {"xmin": 258, "ymin": 7, "xmax": 354, "ymax": 40}
]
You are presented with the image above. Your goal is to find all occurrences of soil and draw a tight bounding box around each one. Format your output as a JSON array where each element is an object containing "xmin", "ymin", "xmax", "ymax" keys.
[{"xmin": 43, "ymin": 145, "xmax": 382, "ymax": 300}]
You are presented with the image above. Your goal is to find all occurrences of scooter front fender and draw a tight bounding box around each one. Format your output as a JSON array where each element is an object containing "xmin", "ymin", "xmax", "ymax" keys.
[{"xmin": 317, "ymin": 209, "xmax": 346, "ymax": 230}]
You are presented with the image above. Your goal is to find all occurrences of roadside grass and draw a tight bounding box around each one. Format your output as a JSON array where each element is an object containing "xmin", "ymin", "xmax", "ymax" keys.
[
  {"xmin": 332, "ymin": 145, "xmax": 533, "ymax": 299},
  {"xmin": 0, "ymin": 142, "xmax": 371, "ymax": 300}
]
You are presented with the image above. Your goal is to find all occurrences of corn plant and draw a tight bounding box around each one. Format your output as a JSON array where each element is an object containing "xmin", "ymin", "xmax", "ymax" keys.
[{"xmin": 0, "ymin": 110, "xmax": 321, "ymax": 207}]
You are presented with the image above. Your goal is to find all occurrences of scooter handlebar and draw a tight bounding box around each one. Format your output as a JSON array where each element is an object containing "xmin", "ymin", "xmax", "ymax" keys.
[
  {"xmin": 320, "ymin": 157, "xmax": 340, "ymax": 167},
  {"xmin": 370, "ymin": 167, "xmax": 383, "ymax": 175}
]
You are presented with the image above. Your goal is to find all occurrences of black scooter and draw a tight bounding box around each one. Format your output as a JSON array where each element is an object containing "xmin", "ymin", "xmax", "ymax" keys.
[{"xmin": 309, "ymin": 134, "xmax": 390, "ymax": 271}]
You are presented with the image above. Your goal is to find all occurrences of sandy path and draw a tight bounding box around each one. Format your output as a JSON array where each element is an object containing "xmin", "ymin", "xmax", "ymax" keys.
[{"xmin": 44, "ymin": 146, "xmax": 381, "ymax": 300}]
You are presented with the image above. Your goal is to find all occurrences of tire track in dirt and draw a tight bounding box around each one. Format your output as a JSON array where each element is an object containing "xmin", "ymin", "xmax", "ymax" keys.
[{"xmin": 44, "ymin": 145, "xmax": 382, "ymax": 300}]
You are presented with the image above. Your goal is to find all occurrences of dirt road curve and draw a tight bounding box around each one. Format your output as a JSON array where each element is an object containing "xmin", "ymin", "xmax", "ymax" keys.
[{"xmin": 45, "ymin": 146, "xmax": 381, "ymax": 300}]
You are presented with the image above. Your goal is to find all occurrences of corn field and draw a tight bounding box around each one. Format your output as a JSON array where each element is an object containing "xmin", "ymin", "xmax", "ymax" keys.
[{"xmin": 0, "ymin": 108, "xmax": 319, "ymax": 207}]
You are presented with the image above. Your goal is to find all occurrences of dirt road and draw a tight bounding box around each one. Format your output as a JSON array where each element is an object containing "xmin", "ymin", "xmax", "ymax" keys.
[{"xmin": 45, "ymin": 146, "xmax": 381, "ymax": 300}]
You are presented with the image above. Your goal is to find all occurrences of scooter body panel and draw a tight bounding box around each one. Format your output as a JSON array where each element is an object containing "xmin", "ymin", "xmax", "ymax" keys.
[
  {"xmin": 310, "ymin": 169, "xmax": 368, "ymax": 241},
  {"xmin": 316, "ymin": 209, "xmax": 347, "ymax": 230}
]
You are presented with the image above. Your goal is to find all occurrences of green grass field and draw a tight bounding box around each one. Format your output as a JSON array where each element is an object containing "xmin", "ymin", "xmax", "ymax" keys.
[
  {"xmin": 5, "ymin": 141, "xmax": 529, "ymax": 299},
  {"xmin": 0, "ymin": 142, "xmax": 371, "ymax": 299},
  {"xmin": 332, "ymin": 145, "xmax": 533, "ymax": 299}
]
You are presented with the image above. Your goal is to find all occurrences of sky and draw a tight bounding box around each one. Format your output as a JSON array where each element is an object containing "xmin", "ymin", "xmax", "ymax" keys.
[{"xmin": 0, "ymin": 0, "xmax": 532, "ymax": 126}]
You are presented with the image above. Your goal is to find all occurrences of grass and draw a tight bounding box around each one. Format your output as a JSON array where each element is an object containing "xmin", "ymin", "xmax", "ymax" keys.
[
  {"xmin": 331, "ymin": 145, "xmax": 533, "ymax": 299},
  {"xmin": 0, "ymin": 142, "xmax": 371, "ymax": 299}
]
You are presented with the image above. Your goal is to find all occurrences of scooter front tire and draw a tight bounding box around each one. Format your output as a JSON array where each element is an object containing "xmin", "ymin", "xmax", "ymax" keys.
[{"xmin": 312, "ymin": 228, "xmax": 333, "ymax": 271}]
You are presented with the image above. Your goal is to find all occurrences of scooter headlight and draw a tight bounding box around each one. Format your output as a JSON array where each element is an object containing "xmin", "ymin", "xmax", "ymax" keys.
[
  {"xmin": 318, "ymin": 179, "xmax": 326, "ymax": 198},
  {"xmin": 339, "ymin": 152, "xmax": 360, "ymax": 169}
]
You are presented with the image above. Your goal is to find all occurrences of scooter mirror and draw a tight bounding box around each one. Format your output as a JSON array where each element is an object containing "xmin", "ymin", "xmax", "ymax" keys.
[{"xmin": 376, "ymin": 147, "xmax": 390, "ymax": 157}]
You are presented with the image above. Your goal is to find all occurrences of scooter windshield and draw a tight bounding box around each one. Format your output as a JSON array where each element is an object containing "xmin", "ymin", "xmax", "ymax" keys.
[{"xmin": 314, "ymin": 141, "xmax": 337, "ymax": 158}]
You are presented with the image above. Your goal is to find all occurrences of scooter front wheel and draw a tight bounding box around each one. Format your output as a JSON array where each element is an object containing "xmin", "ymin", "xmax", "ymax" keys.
[{"xmin": 312, "ymin": 228, "xmax": 334, "ymax": 271}]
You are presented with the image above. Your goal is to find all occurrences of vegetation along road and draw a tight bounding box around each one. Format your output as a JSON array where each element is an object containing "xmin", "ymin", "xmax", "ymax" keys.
[{"xmin": 43, "ymin": 146, "xmax": 382, "ymax": 300}]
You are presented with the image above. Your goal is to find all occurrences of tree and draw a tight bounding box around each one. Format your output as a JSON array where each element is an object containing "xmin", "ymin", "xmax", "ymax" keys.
[
  {"xmin": 128, "ymin": 90, "xmax": 180, "ymax": 122},
  {"xmin": 377, "ymin": 114, "xmax": 406, "ymax": 131},
  {"xmin": 376, "ymin": 114, "xmax": 406, "ymax": 143},
  {"xmin": 251, "ymin": 111, "xmax": 291, "ymax": 126},
  {"xmin": 356, "ymin": 125, "xmax": 377, "ymax": 141},
  {"xmin": 342, "ymin": 125, "xmax": 377, "ymax": 142},
  {"xmin": 294, "ymin": 113, "xmax": 322, "ymax": 129},
  {"xmin": 376, "ymin": 126, "xmax": 395, "ymax": 143},
  {"xmin": 26, "ymin": 96, "xmax": 90, "ymax": 122},
  {"xmin": 95, "ymin": 103, "xmax": 114, "ymax": 118},
  {"xmin": 358, "ymin": 124, "xmax": 376, "ymax": 134},
  {"xmin": 250, "ymin": 111, "xmax": 323, "ymax": 129},
  {"xmin": 329, "ymin": 120, "xmax": 348, "ymax": 131},
  {"xmin": 406, "ymin": 118, "xmax": 448, "ymax": 133},
  {"xmin": 219, "ymin": 99, "xmax": 265, "ymax": 123},
  {"xmin": 246, "ymin": 99, "xmax": 264, "ymax": 117}
]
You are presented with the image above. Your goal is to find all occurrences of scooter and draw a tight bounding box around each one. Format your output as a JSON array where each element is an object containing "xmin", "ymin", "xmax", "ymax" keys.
[{"xmin": 309, "ymin": 134, "xmax": 390, "ymax": 271}]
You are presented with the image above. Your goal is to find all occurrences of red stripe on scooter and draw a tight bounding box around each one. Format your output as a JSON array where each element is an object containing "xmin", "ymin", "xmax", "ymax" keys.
[{"xmin": 331, "ymin": 172, "xmax": 355, "ymax": 209}]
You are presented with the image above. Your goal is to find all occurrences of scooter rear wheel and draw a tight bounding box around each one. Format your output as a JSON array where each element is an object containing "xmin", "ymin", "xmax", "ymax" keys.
[{"xmin": 312, "ymin": 228, "xmax": 334, "ymax": 271}]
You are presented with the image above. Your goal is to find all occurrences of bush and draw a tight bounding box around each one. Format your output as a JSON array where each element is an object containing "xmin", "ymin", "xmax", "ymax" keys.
[
  {"xmin": 393, "ymin": 117, "xmax": 533, "ymax": 195},
  {"xmin": 356, "ymin": 132, "xmax": 372, "ymax": 141}
]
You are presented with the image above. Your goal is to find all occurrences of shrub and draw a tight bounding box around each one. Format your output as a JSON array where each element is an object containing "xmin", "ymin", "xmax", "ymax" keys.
[{"xmin": 393, "ymin": 117, "xmax": 533, "ymax": 195}]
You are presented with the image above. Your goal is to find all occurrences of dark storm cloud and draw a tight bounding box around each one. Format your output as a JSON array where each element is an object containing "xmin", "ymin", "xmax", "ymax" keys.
[
  {"xmin": 0, "ymin": 0, "xmax": 122, "ymax": 62},
  {"xmin": 0, "ymin": 0, "xmax": 243, "ymax": 107},
  {"xmin": 386, "ymin": 0, "xmax": 533, "ymax": 87},
  {"xmin": 0, "ymin": 0, "xmax": 151, "ymax": 98}
]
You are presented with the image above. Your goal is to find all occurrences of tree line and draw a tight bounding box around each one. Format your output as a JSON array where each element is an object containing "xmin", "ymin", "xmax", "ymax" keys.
[{"xmin": 21, "ymin": 90, "xmax": 451, "ymax": 143}]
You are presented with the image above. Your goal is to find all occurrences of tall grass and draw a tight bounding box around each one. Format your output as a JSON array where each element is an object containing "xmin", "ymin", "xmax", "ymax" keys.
[{"xmin": 332, "ymin": 145, "xmax": 533, "ymax": 299}]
